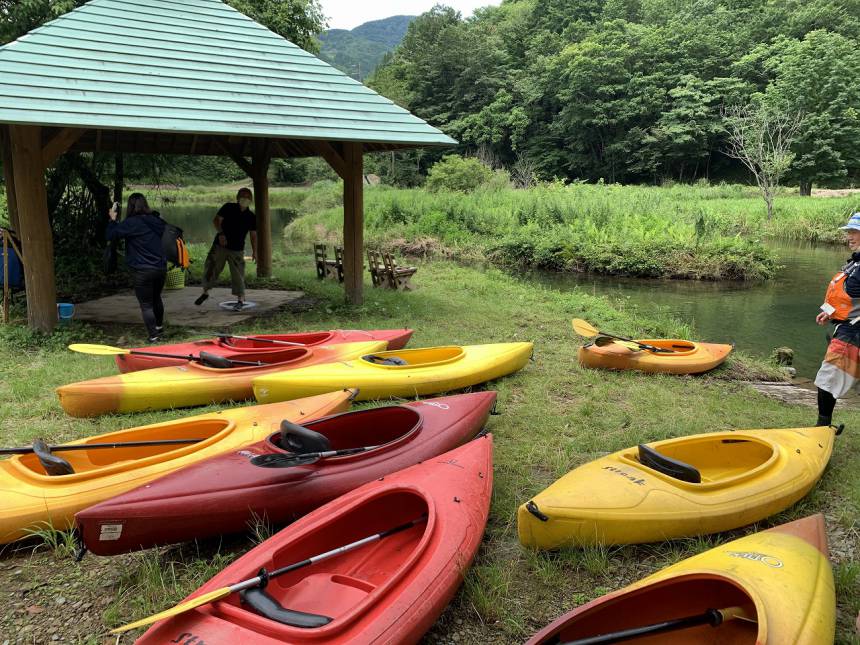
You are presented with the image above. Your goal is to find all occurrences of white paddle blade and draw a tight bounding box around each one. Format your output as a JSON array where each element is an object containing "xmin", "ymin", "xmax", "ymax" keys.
[
  {"xmin": 68, "ymin": 343, "xmax": 129, "ymax": 356},
  {"xmin": 111, "ymin": 586, "xmax": 232, "ymax": 633},
  {"xmin": 571, "ymin": 318, "xmax": 600, "ymax": 338}
]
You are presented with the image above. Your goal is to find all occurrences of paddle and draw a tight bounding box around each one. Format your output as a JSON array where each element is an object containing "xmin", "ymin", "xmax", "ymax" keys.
[
  {"xmin": 111, "ymin": 515, "xmax": 428, "ymax": 634},
  {"xmin": 593, "ymin": 335, "xmax": 642, "ymax": 351},
  {"xmin": 0, "ymin": 438, "xmax": 205, "ymax": 455},
  {"xmin": 571, "ymin": 319, "xmax": 673, "ymax": 354},
  {"xmin": 218, "ymin": 334, "xmax": 305, "ymax": 347},
  {"xmin": 249, "ymin": 444, "xmax": 382, "ymax": 468},
  {"xmin": 557, "ymin": 605, "xmax": 753, "ymax": 645},
  {"xmin": 68, "ymin": 344, "xmax": 264, "ymax": 367}
]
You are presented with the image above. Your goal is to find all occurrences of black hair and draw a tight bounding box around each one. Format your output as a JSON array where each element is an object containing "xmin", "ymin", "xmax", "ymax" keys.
[{"xmin": 126, "ymin": 193, "xmax": 152, "ymax": 217}]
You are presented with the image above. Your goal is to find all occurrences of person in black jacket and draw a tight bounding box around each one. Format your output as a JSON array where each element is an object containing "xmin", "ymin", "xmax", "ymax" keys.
[{"xmin": 105, "ymin": 193, "xmax": 167, "ymax": 342}]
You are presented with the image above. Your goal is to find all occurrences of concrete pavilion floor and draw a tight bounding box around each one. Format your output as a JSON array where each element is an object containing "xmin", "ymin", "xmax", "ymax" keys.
[{"xmin": 71, "ymin": 286, "xmax": 304, "ymax": 328}]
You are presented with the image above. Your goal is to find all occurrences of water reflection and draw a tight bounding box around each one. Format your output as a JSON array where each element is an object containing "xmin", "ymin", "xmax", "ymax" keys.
[
  {"xmin": 157, "ymin": 204, "xmax": 296, "ymax": 248},
  {"xmin": 531, "ymin": 241, "xmax": 849, "ymax": 378}
]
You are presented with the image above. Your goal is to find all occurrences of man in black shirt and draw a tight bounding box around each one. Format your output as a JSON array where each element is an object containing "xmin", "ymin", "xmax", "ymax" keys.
[{"xmin": 195, "ymin": 187, "xmax": 257, "ymax": 311}]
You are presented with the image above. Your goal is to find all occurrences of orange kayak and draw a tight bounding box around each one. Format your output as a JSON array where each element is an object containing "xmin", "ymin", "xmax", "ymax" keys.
[
  {"xmin": 578, "ymin": 339, "xmax": 732, "ymax": 374},
  {"xmin": 57, "ymin": 341, "xmax": 383, "ymax": 417}
]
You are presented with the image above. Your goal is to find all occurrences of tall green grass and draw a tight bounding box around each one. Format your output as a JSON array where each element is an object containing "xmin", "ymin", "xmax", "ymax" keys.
[{"xmin": 285, "ymin": 183, "xmax": 793, "ymax": 280}]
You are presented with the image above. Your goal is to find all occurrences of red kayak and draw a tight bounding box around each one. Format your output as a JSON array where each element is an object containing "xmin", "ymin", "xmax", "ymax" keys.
[
  {"xmin": 132, "ymin": 435, "xmax": 493, "ymax": 644},
  {"xmin": 115, "ymin": 329, "xmax": 413, "ymax": 372},
  {"xmin": 77, "ymin": 391, "xmax": 496, "ymax": 556}
]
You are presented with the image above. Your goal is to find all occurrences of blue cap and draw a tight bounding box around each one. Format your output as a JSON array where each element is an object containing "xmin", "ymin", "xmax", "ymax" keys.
[{"xmin": 841, "ymin": 213, "xmax": 860, "ymax": 231}]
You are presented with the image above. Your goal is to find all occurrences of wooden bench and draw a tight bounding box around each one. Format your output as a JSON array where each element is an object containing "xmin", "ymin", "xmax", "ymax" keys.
[
  {"xmin": 314, "ymin": 243, "xmax": 344, "ymax": 282},
  {"xmin": 382, "ymin": 252, "xmax": 417, "ymax": 291},
  {"xmin": 367, "ymin": 249, "xmax": 417, "ymax": 290}
]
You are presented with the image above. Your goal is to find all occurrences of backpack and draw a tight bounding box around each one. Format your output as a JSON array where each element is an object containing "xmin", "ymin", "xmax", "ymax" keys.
[{"xmin": 162, "ymin": 223, "xmax": 190, "ymax": 269}]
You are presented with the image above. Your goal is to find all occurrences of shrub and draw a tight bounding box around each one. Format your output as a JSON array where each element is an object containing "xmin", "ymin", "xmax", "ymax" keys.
[{"xmin": 425, "ymin": 155, "xmax": 494, "ymax": 193}]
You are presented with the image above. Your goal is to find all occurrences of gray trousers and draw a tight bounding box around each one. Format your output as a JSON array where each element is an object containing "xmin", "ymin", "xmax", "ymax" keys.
[{"xmin": 202, "ymin": 245, "xmax": 246, "ymax": 298}]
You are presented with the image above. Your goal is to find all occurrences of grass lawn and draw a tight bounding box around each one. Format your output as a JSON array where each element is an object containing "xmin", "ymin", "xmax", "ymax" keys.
[{"xmin": 0, "ymin": 253, "xmax": 857, "ymax": 643}]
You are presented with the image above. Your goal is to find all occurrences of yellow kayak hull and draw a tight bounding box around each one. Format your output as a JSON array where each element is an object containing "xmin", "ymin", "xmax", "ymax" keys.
[
  {"xmin": 578, "ymin": 339, "xmax": 733, "ymax": 374},
  {"xmin": 0, "ymin": 391, "xmax": 352, "ymax": 544},
  {"xmin": 528, "ymin": 514, "xmax": 835, "ymax": 645},
  {"xmin": 519, "ymin": 425, "xmax": 837, "ymax": 549},
  {"xmin": 253, "ymin": 343, "xmax": 533, "ymax": 402},
  {"xmin": 56, "ymin": 341, "xmax": 384, "ymax": 417}
]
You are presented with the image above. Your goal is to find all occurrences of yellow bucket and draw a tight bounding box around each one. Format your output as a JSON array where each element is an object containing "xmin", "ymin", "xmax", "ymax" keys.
[{"xmin": 164, "ymin": 267, "xmax": 185, "ymax": 290}]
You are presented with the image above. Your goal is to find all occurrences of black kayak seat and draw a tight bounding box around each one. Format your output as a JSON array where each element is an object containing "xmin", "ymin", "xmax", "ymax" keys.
[
  {"xmin": 32, "ymin": 439, "xmax": 74, "ymax": 476},
  {"xmin": 198, "ymin": 351, "xmax": 234, "ymax": 369},
  {"xmin": 637, "ymin": 443, "xmax": 701, "ymax": 483},
  {"xmin": 280, "ymin": 420, "xmax": 331, "ymax": 454},
  {"xmin": 363, "ymin": 354, "xmax": 408, "ymax": 366},
  {"xmin": 240, "ymin": 587, "xmax": 332, "ymax": 628}
]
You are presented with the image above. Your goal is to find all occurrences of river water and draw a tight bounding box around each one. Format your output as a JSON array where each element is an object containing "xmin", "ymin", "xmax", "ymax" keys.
[
  {"xmin": 156, "ymin": 204, "xmax": 296, "ymax": 249},
  {"xmin": 531, "ymin": 240, "xmax": 850, "ymax": 378}
]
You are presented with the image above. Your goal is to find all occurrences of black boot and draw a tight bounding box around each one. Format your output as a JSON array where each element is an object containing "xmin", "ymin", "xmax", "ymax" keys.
[{"xmin": 815, "ymin": 415, "xmax": 832, "ymax": 427}]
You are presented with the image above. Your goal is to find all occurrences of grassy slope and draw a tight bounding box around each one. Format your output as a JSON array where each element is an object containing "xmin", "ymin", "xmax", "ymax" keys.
[{"xmin": 0, "ymin": 253, "xmax": 857, "ymax": 642}]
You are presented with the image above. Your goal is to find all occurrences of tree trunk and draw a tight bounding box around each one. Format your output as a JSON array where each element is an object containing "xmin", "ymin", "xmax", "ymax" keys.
[
  {"xmin": 765, "ymin": 194, "xmax": 774, "ymax": 220},
  {"xmin": 799, "ymin": 180, "xmax": 812, "ymax": 196}
]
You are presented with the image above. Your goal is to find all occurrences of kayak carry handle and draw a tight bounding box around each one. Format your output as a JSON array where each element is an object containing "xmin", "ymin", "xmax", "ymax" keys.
[{"xmin": 526, "ymin": 501, "xmax": 549, "ymax": 522}]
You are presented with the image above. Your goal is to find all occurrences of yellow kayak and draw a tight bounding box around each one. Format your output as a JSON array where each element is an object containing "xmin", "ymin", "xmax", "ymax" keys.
[
  {"xmin": 527, "ymin": 514, "xmax": 835, "ymax": 644},
  {"xmin": 0, "ymin": 391, "xmax": 352, "ymax": 544},
  {"xmin": 56, "ymin": 341, "xmax": 384, "ymax": 417},
  {"xmin": 578, "ymin": 338, "xmax": 733, "ymax": 374},
  {"xmin": 253, "ymin": 343, "xmax": 533, "ymax": 402},
  {"xmin": 519, "ymin": 424, "xmax": 838, "ymax": 549}
]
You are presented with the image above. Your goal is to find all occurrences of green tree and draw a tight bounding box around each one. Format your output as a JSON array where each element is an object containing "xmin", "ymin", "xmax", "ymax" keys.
[
  {"xmin": 225, "ymin": 0, "xmax": 326, "ymax": 52},
  {"xmin": 0, "ymin": 0, "xmax": 86, "ymax": 44}
]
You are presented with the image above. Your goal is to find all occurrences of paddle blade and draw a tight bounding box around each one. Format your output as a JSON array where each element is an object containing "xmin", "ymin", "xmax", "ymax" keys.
[
  {"xmin": 68, "ymin": 343, "xmax": 129, "ymax": 356},
  {"xmin": 111, "ymin": 586, "xmax": 232, "ymax": 634},
  {"xmin": 572, "ymin": 318, "xmax": 599, "ymax": 338},
  {"xmin": 249, "ymin": 452, "xmax": 321, "ymax": 468},
  {"xmin": 593, "ymin": 336, "xmax": 640, "ymax": 351}
]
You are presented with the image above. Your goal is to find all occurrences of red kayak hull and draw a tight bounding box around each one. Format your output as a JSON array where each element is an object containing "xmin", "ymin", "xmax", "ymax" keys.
[
  {"xmin": 77, "ymin": 391, "xmax": 496, "ymax": 556},
  {"xmin": 115, "ymin": 329, "xmax": 413, "ymax": 372},
  {"xmin": 134, "ymin": 435, "xmax": 493, "ymax": 644}
]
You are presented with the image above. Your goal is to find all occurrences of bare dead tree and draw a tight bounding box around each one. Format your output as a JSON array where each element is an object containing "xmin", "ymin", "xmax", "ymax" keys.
[
  {"xmin": 722, "ymin": 105, "xmax": 803, "ymax": 220},
  {"xmin": 511, "ymin": 154, "xmax": 538, "ymax": 189},
  {"xmin": 474, "ymin": 143, "xmax": 502, "ymax": 171}
]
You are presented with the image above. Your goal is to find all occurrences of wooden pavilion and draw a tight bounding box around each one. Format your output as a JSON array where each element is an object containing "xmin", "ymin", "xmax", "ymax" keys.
[{"xmin": 0, "ymin": 0, "xmax": 455, "ymax": 331}]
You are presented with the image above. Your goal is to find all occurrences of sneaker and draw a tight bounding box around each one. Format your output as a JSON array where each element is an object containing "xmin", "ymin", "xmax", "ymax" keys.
[
  {"xmin": 232, "ymin": 301, "xmax": 244, "ymax": 312},
  {"xmin": 148, "ymin": 335, "xmax": 161, "ymax": 343},
  {"xmin": 194, "ymin": 293, "xmax": 209, "ymax": 306},
  {"xmin": 155, "ymin": 325, "xmax": 164, "ymax": 334}
]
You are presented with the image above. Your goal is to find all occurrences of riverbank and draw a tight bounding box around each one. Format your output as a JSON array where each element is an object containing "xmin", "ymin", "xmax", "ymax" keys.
[{"xmin": 0, "ymin": 255, "xmax": 856, "ymax": 642}]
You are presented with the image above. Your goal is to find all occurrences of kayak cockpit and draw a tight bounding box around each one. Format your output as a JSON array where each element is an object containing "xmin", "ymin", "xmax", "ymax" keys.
[
  {"xmin": 221, "ymin": 332, "xmax": 333, "ymax": 349},
  {"xmin": 621, "ymin": 434, "xmax": 777, "ymax": 489},
  {"xmin": 361, "ymin": 346, "xmax": 464, "ymax": 369},
  {"xmin": 193, "ymin": 347, "xmax": 313, "ymax": 372},
  {"xmin": 267, "ymin": 406, "xmax": 422, "ymax": 454},
  {"xmin": 9, "ymin": 419, "xmax": 233, "ymax": 482},
  {"xmin": 213, "ymin": 489, "xmax": 433, "ymax": 634},
  {"xmin": 536, "ymin": 574, "xmax": 761, "ymax": 644}
]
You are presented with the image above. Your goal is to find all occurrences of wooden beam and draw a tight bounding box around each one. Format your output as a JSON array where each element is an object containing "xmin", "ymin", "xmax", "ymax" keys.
[
  {"xmin": 311, "ymin": 140, "xmax": 347, "ymax": 180},
  {"xmin": 216, "ymin": 139, "xmax": 253, "ymax": 176},
  {"xmin": 42, "ymin": 127, "xmax": 85, "ymax": 167},
  {"xmin": 10, "ymin": 125, "xmax": 56, "ymax": 332},
  {"xmin": 342, "ymin": 142, "xmax": 364, "ymax": 305},
  {"xmin": 252, "ymin": 140, "xmax": 272, "ymax": 278},
  {"xmin": 0, "ymin": 125, "xmax": 20, "ymax": 232}
]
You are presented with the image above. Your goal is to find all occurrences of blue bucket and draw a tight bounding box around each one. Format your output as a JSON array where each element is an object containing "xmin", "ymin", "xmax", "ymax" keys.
[{"xmin": 57, "ymin": 302, "xmax": 75, "ymax": 323}]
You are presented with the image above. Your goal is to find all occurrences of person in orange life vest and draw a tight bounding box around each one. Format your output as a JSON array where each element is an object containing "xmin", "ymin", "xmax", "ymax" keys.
[{"xmin": 814, "ymin": 212, "xmax": 860, "ymax": 425}]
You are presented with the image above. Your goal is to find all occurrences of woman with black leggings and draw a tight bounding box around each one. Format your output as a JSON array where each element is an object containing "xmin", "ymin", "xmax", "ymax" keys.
[{"xmin": 106, "ymin": 193, "xmax": 167, "ymax": 342}]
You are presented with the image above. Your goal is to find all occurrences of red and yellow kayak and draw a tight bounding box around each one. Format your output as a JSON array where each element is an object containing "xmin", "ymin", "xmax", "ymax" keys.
[
  {"xmin": 578, "ymin": 338, "xmax": 733, "ymax": 374},
  {"xmin": 57, "ymin": 341, "xmax": 383, "ymax": 417},
  {"xmin": 527, "ymin": 514, "xmax": 835, "ymax": 644},
  {"xmin": 0, "ymin": 391, "xmax": 353, "ymax": 544},
  {"xmin": 116, "ymin": 329, "xmax": 413, "ymax": 372}
]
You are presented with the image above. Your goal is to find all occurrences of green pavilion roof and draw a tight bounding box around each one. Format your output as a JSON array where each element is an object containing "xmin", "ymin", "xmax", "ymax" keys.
[{"xmin": 0, "ymin": 0, "xmax": 455, "ymax": 155}]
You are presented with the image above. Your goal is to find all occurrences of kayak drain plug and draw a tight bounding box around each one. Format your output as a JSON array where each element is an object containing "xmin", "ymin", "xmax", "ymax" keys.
[{"xmin": 526, "ymin": 501, "xmax": 549, "ymax": 522}]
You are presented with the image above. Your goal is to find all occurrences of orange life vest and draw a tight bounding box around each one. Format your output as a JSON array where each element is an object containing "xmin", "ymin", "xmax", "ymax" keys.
[{"xmin": 824, "ymin": 259, "xmax": 860, "ymax": 321}]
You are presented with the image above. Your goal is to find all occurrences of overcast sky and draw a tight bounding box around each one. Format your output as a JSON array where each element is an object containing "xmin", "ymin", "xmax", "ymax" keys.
[{"xmin": 320, "ymin": 1, "xmax": 502, "ymax": 30}]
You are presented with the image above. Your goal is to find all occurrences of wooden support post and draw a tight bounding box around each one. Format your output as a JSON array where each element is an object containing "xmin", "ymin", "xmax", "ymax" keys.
[
  {"xmin": 2, "ymin": 229, "xmax": 8, "ymax": 324},
  {"xmin": 343, "ymin": 142, "xmax": 364, "ymax": 305},
  {"xmin": 9, "ymin": 125, "xmax": 56, "ymax": 332},
  {"xmin": 252, "ymin": 141, "xmax": 272, "ymax": 277},
  {"xmin": 0, "ymin": 126, "xmax": 20, "ymax": 232}
]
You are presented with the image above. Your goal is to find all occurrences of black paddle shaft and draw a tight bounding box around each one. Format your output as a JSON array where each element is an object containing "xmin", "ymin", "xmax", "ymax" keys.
[
  {"xmin": 559, "ymin": 608, "xmax": 723, "ymax": 645},
  {"xmin": 126, "ymin": 349, "xmax": 262, "ymax": 367},
  {"xmin": 0, "ymin": 438, "xmax": 205, "ymax": 455}
]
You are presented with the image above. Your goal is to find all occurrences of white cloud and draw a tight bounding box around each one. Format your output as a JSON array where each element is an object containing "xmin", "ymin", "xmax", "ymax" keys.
[{"xmin": 321, "ymin": 1, "xmax": 501, "ymax": 30}]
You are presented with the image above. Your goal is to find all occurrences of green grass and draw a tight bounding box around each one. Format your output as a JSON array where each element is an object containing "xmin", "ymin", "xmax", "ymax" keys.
[{"xmin": 0, "ymin": 252, "xmax": 857, "ymax": 641}]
